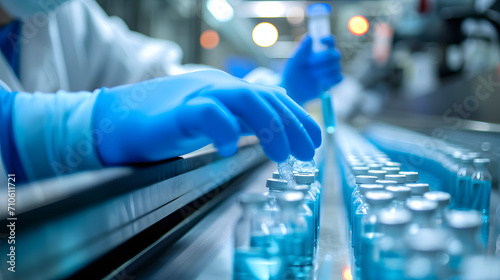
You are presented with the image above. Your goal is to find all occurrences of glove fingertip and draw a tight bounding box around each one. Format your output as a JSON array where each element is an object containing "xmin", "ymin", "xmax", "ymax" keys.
[{"xmin": 217, "ymin": 142, "xmax": 239, "ymax": 157}]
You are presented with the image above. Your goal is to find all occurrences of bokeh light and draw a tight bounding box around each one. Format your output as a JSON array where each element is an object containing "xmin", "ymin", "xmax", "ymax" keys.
[
  {"xmin": 200, "ymin": 30, "xmax": 220, "ymax": 49},
  {"xmin": 342, "ymin": 266, "xmax": 352, "ymax": 280},
  {"xmin": 348, "ymin": 15, "xmax": 369, "ymax": 36},
  {"xmin": 252, "ymin": 22, "xmax": 279, "ymax": 47}
]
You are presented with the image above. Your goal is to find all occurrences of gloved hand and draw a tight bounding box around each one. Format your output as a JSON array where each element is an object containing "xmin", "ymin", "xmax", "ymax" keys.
[
  {"xmin": 282, "ymin": 35, "xmax": 343, "ymax": 105},
  {"xmin": 93, "ymin": 70, "xmax": 322, "ymax": 165}
]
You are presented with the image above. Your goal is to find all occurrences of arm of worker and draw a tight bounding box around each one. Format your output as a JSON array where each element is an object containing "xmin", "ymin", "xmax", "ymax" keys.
[
  {"xmin": 0, "ymin": 70, "xmax": 322, "ymax": 182},
  {"xmin": 281, "ymin": 36, "xmax": 343, "ymax": 105}
]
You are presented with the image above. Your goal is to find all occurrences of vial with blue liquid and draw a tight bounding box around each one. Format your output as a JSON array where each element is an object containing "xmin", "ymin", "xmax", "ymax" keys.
[
  {"xmin": 353, "ymin": 183, "xmax": 383, "ymax": 257},
  {"xmin": 471, "ymin": 158, "xmax": 492, "ymax": 247},
  {"xmin": 446, "ymin": 210, "xmax": 485, "ymax": 278},
  {"xmin": 378, "ymin": 208, "xmax": 412, "ymax": 280},
  {"xmin": 275, "ymin": 191, "xmax": 314, "ymax": 279},
  {"xmin": 360, "ymin": 191, "xmax": 394, "ymax": 280},
  {"xmin": 386, "ymin": 186, "xmax": 411, "ymax": 215},
  {"xmin": 351, "ymin": 175, "xmax": 378, "ymax": 227},
  {"xmin": 294, "ymin": 173, "xmax": 319, "ymax": 252},
  {"xmin": 233, "ymin": 193, "xmax": 285, "ymax": 280},
  {"xmin": 423, "ymin": 191, "xmax": 451, "ymax": 228},
  {"xmin": 455, "ymin": 155, "xmax": 474, "ymax": 209}
]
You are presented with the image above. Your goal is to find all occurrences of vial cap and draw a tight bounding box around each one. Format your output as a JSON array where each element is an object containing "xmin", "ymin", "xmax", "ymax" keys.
[
  {"xmin": 385, "ymin": 174, "xmax": 406, "ymax": 184},
  {"xmin": 399, "ymin": 171, "xmax": 418, "ymax": 182},
  {"xmin": 289, "ymin": 184, "xmax": 309, "ymax": 194},
  {"xmin": 446, "ymin": 210, "xmax": 482, "ymax": 229},
  {"xmin": 368, "ymin": 163, "xmax": 384, "ymax": 170},
  {"xmin": 306, "ymin": 3, "xmax": 331, "ymax": 16},
  {"xmin": 468, "ymin": 152, "xmax": 481, "ymax": 159},
  {"xmin": 272, "ymin": 171, "xmax": 281, "ymax": 179},
  {"xmin": 385, "ymin": 162, "xmax": 402, "ymax": 168},
  {"xmin": 375, "ymin": 157, "xmax": 390, "ymax": 163},
  {"xmin": 385, "ymin": 186, "xmax": 411, "ymax": 200},
  {"xmin": 355, "ymin": 175, "xmax": 377, "ymax": 184},
  {"xmin": 359, "ymin": 184, "xmax": 384, "ymax": 195},
  {"xmin": 473, "ymin": 158, "xmax": 490, "ymax": 168},
  {"xmin": 368, "ymin": 170, "xmax": 387, "ymax": 180},
  {"xmin": 375, "ymin": 180, "xmax": 398, "ymax": 187},
  {"xmin": 424, "ymin": 191, "xmax": 451, "ymax": 206},
  {"xmin": 294, "ymin": 173, "xmax": 315, "ymax": 185},
  {"xmin": 407, "ymin": 229, "xmax": 447, "ymax": 252},
  {"xmin": 266, "ymin": 178, "xmax": 288, "ymax": 190},
  {"xmin": 352, "ymin": 166, "xmax": 370, "ymax": 175},
  {"xmin": 406, "ymin": 183, "xmax": 429, "ymax": 195},
  {"xmin": 365, "ymin": 191, "xmax": 394, "ymax": 206},
  {"xmin": 275, "ymin": 191, "xmax": 304, "ymax": 206},
  {"xmin": 378, "ymin": 208, "xmax": 412, "ymax": 225},
  {"xmin": 381, "ymin": 167, "xmax": 400, "ymax": 174},
  {"xmin": 460, "ymin": 155, "xmax": 473, "ymax": 163},
  {"xmin": 406, "ymin": 198, "xmax": 438, "ymax": 212},
  {"xmin": 239, "ymin": 193, "xmax": 268, "ymax": 206}
]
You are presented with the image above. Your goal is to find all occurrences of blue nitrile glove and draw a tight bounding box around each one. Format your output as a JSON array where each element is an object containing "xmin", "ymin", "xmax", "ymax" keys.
[
  {"xmin": 282, "ymin": 36, "xmax": 343, "ymax": 105},
  {"xmin": 93, "ymin": 70, "xmax": 322, "ymax": 165}
]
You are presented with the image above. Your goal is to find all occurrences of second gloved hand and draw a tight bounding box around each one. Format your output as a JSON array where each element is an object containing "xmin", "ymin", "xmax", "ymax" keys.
[
  {"xmin": 93, "ymin": 70, "xmax": 322, "ymax": 165},
  {"xmin": 282, "ymin": 36, "xmax": 342, "ymax": 105}
]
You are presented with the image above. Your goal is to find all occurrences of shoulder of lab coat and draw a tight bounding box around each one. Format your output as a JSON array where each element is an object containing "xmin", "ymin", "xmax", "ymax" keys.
[{"xmin": 20, "ymin": 0, "xmax": 186, "ymax": 92}]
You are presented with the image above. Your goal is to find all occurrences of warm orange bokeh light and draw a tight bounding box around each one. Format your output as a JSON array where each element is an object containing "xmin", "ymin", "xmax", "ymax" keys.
[
  {"xmin": 200, "ymin": 30, "xmax": 220, "ymax": 49},
  {"xmin": 342, "ymin": 266, "xmax": 352, "ymax": 280},
  {"xmin": 348, "ymin": 15, "xmax": 369, "ymax": 36}
]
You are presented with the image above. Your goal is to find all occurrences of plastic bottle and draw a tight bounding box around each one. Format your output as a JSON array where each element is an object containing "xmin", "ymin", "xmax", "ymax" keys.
[
  {"xmin": 455, "ymin": 156, "xmax": 474, "ymax": 209},
  {"xmin": 360, "ymin": 191, "xmax": 394, "ymax": 280},
  {"xmin": 446, "ymin": 210, "xmax": 485, "ymax": 278},
  {"xmin": 275, "ymin": 191, "xmax": 313, "ymax": 278},
  {"xmin": 378, "ymin": 208, "xmax": 412, "ymax": 280},
  {"xmin": 353, "ymin": 184, "xmax": 384, "ymax": 261},
  {"xmin": 423, "ymin": 191, "xmax": 451, "ymax": 228},
  {"xmin": 234, "ymin": 193, "xmax": 285, "ymax": 280},
  {"xmin": 386, "ymin": 186, "xmax": 411, "ymax": 215}
]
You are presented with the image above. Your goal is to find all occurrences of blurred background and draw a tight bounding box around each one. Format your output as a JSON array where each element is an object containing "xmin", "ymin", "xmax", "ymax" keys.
[{"xmin": 95, "ymin": 0, "xmax": 500, "ymax": 126}]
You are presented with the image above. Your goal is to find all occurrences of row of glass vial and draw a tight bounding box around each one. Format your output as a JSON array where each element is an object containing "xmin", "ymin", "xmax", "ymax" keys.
[
  {"xmin": 233, "ymin": 170, "xmax": 321, "ymax": 280},
  {"xmin": 352, "ymin": 187, "xmax": 494, "ymax": 279},
  {"xmin": 361, "ymin": 124, "xmax": 493, "ymax": 244}
]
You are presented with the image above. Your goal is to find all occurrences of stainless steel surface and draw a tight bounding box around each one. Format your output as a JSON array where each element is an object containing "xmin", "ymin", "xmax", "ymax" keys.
[{"xmin": 0, "ymin": 143, "xmax": 266, "ymax": 280}]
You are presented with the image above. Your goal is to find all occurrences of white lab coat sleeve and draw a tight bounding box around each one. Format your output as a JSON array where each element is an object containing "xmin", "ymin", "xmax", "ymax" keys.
[
  {"xmin": 12, "ymin": 90, "xmax": 102, "ymax": 181},
  {"xmin": 57, "ymin": 0, "xmax": 186, "ymax": 91}
]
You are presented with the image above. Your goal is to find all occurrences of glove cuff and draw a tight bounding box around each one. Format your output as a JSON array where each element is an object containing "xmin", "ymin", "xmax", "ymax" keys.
[{"xmin": 12, "ymin": 90, "xmax": 103, "ymax": 181}]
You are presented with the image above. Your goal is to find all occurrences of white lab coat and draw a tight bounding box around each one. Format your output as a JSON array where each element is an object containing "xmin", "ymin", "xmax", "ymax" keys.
[
  {"xmin": 1, "ymin": 0, "xmax": 188, "ymax": 93},
  {"xmin": 0, "ymin": 0, "xmax": 211, "ymax": 182}
]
